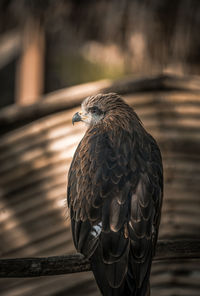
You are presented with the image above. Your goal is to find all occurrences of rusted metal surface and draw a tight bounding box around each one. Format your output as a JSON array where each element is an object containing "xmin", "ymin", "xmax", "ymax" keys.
[{"xmin": 0, "ymin": 74, "xmax": 200, "ymax": 295}]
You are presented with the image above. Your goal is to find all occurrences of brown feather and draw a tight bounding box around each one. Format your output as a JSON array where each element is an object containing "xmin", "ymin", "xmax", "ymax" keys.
[{"xmin": 67, "ymin": 93, "xmax": 163, "ymax": 296}]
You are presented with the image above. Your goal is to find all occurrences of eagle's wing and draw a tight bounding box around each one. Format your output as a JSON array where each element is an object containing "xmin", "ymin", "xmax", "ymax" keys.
[
  {"xmin": 67, "ymin": 126, "xmax": 163, "ymax": 295},
  {"xmin": 127, "ymin": 134, "xmax": 163, "ymax": 295}
]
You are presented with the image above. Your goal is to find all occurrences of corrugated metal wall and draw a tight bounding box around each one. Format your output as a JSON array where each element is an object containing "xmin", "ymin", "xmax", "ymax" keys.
[{"xmin": 0, "ymin": 76, "xmax": 200, "ymax": 295}]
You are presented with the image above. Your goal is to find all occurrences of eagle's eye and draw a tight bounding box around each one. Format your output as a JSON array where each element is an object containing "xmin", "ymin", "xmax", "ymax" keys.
[{"xmin": 89, "ymin": 106, "xmax": 103, "ymax": 116}]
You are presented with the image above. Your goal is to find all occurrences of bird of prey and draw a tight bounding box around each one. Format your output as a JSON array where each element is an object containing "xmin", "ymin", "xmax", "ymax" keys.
[{"xmin": 67, "ymin": 93, "xmax": 163, "ymax": 296}]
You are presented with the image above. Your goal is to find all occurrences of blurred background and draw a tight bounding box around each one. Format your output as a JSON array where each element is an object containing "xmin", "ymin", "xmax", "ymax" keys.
[{"xmin": 0, "ymin": 0, "xmax": 200, "ymax": 295}]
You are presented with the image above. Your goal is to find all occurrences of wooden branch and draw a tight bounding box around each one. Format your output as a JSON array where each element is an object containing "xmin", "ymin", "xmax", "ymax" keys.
[
  {"xmin": 155, "ymin": 239, "xmax": 200, "ymax": 261},
  {"xmin": 0, "ymin": 253, "xmax": 90, "ymax": 278},
  {"xmin": 0, "ymin": 240, "xmax": 199, "ymax": 278}
]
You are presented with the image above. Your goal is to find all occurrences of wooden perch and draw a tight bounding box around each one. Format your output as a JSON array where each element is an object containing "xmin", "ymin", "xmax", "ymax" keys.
[{"xmin": 0, "ymin": 240, "xmax": 200, "ymax": 278}]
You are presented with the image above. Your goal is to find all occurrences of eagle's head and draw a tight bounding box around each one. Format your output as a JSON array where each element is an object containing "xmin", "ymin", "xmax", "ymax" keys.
[{"xmin": 72, "ymin": 93, "xmax": 134, "ymax": 127}]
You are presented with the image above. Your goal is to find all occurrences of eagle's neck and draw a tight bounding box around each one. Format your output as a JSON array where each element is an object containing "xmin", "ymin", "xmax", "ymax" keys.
[{"xmin": 103, "ymin": 108, "xmax": 142, "ymax": 134}]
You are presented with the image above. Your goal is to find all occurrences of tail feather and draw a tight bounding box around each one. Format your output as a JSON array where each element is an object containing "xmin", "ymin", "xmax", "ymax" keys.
[
  {"xmin": 91, "ymin": 248, "xmax": 125, "ymax": 296},
  {"xmin": 90, "ymin": 245, "xmax": 151, "ymax": 296}
]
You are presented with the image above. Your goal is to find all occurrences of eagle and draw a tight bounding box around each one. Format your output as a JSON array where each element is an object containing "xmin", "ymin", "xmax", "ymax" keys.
[{"xmin": 67, "ymin": 93, "xmax": 163, "ymax": 296}]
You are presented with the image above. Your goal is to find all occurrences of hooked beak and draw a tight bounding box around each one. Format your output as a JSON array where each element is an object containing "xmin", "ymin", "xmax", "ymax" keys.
[{"xmin": 72, "ymin": 112, "xmax": 82, "ymax": 125}]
